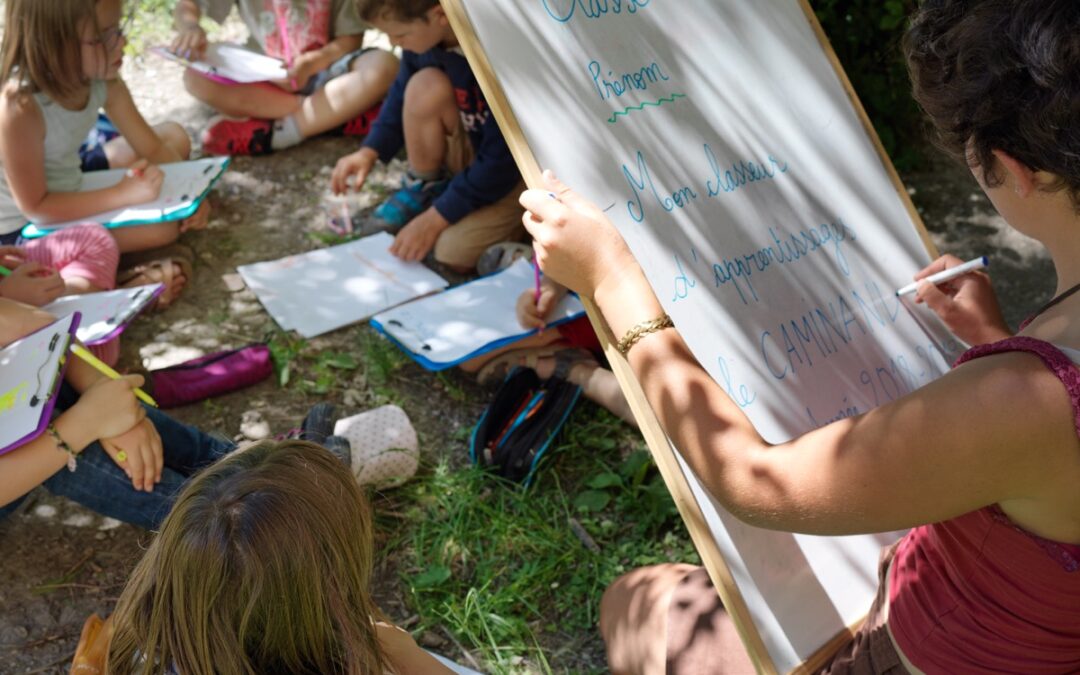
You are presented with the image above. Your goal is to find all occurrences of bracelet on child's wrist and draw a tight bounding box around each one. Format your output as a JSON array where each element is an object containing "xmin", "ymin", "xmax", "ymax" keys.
[
  {"xmin": 616, "ymin": 314, "xmax": 674, "ymax": 357},
  {"xmin": 46, "ymin": 423, "xmax": 79, "ymax": 472}
]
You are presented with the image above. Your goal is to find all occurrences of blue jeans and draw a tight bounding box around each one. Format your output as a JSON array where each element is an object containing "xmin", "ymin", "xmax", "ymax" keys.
[{"xmin": 0, "ymin": 385, "xmax": 234, "ymax": 529}]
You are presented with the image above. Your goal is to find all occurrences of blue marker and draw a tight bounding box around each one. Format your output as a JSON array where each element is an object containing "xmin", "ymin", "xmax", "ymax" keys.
[{"xmin": 896, "ymin": 256, "xmax": 989, "ymax": 296}]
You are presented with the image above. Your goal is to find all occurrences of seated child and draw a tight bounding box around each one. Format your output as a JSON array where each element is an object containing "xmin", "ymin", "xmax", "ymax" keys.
[
  {"xmin": 0, "ymin": 0, "xmax": 206, "ymax": 312},
  {"xmin": 0, "ymin": 299, "xmax": 234, "ymax": 530},
  {"xmin": 0, "ymin": 225, "xmax": 125, "ymax": 364},
  {"xmin": 461, "ymin": 244, "xmax": 636, "ymax": 426},
  {"xmin": 107, "ymin": 440, "xmax": 465, "ymax": 674},
  {"xmin": 330, "ymin": 0, "xmax": 526, "ymax": 272},
  {"xmin": 173, "ymin": 0, "xmax": 399, "ymax": 156}
]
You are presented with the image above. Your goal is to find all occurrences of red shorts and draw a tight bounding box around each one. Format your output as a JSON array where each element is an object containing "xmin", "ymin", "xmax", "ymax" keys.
[{"xmin": 556, "ymin": 315, "xmax": 601, "ymax": 355}]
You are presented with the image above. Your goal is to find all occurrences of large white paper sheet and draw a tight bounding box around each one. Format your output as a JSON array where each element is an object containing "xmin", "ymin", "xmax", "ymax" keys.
[{"xmin": 238, "ymin": 233, "xmax": 449, "ymax": 338}]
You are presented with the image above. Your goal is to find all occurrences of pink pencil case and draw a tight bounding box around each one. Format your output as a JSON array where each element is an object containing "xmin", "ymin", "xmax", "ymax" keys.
[{"xmin": 150, "ymin": 343, "xmax": 272, "ymax": 409}]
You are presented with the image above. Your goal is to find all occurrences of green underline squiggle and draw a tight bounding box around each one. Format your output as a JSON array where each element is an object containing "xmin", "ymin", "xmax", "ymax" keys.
[{"xmin": 607, "ymin": 93, "xmax": 688, "ymax": 124}]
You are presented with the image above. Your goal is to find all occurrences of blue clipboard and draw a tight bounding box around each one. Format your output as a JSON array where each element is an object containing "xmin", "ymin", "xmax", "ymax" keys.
[
  {"xmin": 20, "ymin": 157, "xmax": 230, "ymax": 239},
  {"xmin": 372, "ymin": 309, "xmax": 585, "ymax": 371},
  {"xmin": 370, "ymin": 260, "xmax": 587, "ymax": 371}
]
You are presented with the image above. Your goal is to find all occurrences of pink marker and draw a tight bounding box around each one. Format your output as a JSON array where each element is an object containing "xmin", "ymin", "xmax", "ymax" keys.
[
  {"xmin": 533, "ymin": 257, "xmax": 542, "ymax": 305},
  {"xmin": 534, "ymin": 191, "xmax": 559, "ymax": 306},
  {"xmin": 275, "ymin": 6, "xmax": 297, "ymax": 90},
  {"xmin": 341, "ymin": 200, "xmax": 353, "ymax": 234}
]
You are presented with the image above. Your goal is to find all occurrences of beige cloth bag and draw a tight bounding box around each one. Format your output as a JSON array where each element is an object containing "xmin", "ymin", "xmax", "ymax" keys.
[{"xmin": 334, "ymin": 405, "xmax": 419, "ymax": 488}]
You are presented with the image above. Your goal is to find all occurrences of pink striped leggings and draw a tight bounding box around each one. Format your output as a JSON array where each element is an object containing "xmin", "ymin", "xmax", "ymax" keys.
[{"xmin": 20, "ymin": 224, "xmax": 122, "ymax": 365}]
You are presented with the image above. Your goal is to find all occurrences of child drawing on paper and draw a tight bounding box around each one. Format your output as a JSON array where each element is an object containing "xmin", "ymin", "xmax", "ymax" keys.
[
  {"xmin": 460, "ymin": 244, "xmax": 636, "ymax": 426},
  {"xmin": 172, "ymin": 0, "xmax": 399, "ymax": 156},
  {"xmin": 521, "ymin": 1, "xmax": 1080, "ymax": 671},
  {"xmin": 0, "ymin": 299, "xmax": 236, "ymax": 530},
  {"xmin": 0, "ymin": 0, "xmax": 206, "ymax": 307},
  {"xmin": 330, "ymin": 0, "xmax": 526, "ymax": 272}
]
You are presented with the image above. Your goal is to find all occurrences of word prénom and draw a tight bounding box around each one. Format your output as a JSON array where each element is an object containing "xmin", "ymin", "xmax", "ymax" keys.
[{"xmin": 589, "ymin": 58, "xmax": 670, "ymax": 102}]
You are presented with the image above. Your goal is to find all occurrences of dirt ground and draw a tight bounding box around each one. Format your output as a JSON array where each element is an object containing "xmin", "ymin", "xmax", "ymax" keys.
[{"xmin": 0, "ymin": 32, "xmax": 1057, "ymax": 675}]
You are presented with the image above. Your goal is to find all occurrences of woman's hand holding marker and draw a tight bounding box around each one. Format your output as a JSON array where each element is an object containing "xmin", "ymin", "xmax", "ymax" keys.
[
  {"xmin": 521, "ymin": 171, "xmax": 667, "ymax": 341},
  {"xmin": 910, "ymin": 254, "xmax": 1012, "ymax": 346},
  {"xmin": 520, "ymin": 171, "xmax": 640, "ymax": 301}
]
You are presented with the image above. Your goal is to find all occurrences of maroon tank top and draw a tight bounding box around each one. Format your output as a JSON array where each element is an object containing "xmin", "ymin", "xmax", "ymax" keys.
[{"xmin": 888, "ymin": 337, "xmax": 1080, "ymax": 673}]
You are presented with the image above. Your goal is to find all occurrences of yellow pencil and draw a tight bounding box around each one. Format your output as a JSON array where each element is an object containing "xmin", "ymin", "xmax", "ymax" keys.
[{"xmin": 70, "ymin": 343, "xmax": 158, "ymax": 408}]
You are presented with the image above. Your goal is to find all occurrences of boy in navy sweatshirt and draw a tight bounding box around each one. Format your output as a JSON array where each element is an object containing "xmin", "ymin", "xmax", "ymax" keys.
[{"xmin": 330, "ymin": 0, "xmax": 525, "ymax": 271}]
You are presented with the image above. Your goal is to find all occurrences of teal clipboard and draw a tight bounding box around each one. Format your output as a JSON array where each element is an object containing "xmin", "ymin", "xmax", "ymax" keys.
[{"xmin": 20, "ymin": 157, "xmax": 230, "ymax": 239}]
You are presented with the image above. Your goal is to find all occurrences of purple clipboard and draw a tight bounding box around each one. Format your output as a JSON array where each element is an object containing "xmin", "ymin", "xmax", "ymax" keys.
[
  {"xmin": 84, "ymin": 283, "xmax": 164, "ymax": 345},
  {"xmin": 0, "ymin": 312, "xmax": 81, "ymax": 457}
]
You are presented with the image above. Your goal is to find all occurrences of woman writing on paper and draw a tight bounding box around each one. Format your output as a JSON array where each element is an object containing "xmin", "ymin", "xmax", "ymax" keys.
[
  {"xmin": 520, "ymin": 0, "xmax": 1080, "ymax": 672},
  {"xmin": 0, "ymin": 0, "xmax": 209, "ymax": 308}
]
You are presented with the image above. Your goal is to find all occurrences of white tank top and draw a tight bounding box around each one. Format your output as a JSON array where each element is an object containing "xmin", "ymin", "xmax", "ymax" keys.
[{"xmin": 0, "ymin": 79, "xmax": 107, "ymax": 235}]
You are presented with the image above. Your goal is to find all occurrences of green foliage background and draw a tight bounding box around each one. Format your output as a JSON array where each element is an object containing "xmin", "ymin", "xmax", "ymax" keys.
[{"xmin": 814, "ymin": 0, "xmax": 925, "ymax": 168}]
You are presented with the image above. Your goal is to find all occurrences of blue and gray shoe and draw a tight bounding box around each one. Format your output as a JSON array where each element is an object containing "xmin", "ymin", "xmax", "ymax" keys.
[{"xmin": 360, "ymin": 171, "xmax": 450, "ymax": 235}]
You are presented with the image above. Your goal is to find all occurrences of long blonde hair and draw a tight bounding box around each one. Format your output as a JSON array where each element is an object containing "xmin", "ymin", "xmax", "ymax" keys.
[
  {"xmin": 0, "ymin": 0, "xmax": 98, "ymax": 102},
  {"xmin": 107, "ymin": 441, "xmax": 390, "ymax": 675}
]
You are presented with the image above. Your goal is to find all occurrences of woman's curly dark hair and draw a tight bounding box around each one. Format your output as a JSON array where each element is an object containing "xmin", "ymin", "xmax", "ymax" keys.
[{"xmin": 905, "ymin": 0, "xmax": 1080, "ymax": 208}]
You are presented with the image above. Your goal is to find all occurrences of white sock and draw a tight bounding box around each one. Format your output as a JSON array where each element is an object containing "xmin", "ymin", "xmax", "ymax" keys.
[
  {"xmin": 271, "ymin": 115, "xmax": 302, "ymax": 150},
  {"xmin": 408, "ymin": 167, "xmax": 445, "ymax": 183}
]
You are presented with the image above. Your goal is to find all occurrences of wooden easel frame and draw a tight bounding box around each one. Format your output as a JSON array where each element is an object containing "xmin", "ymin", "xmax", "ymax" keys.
[{"xmin": 440, "ymin": 1, "xmax": 938, "ymax": 672}]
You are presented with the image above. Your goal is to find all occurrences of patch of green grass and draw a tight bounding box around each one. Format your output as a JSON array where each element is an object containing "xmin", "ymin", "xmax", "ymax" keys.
[
  {"xmin": 359, "ymin": 329, "xmax": 410, "ymax": 387},
  {"xmin": 436, "ymin": 371, "xmax": 469, "ymax": 403},
  {"xmin": 267, "ymin": 331, "xmax": 365, "ymax": 395},
  {"xmin": 124, "ymin": 2, "xmax": 176, "ymax": 55},
  {"xmin": 212, "ymin": 232, "xmax": 243, "ymax": 258},
  {"xmin": 302, "ymin": 350, "xmax": 360, "ymax": 395},
  {"xmin": 380, "ymin": 407, "xmax": 698, "ymax": 674},
  {"xmin": 308, "ymin": 230, "xmax": 353, "ymax": 248},
  {"xmin": 267, "ymin": 331, "xmax": 307, "ymax": 387},
  {"xmin": 124, "ymin": 0, "xmax": 231, "ymax": 57}
]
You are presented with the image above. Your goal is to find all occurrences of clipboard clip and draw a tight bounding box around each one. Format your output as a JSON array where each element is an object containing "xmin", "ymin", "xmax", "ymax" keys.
[{"xmin": 30, "ymin": 333, "xmax": 62, "ymax": 407}]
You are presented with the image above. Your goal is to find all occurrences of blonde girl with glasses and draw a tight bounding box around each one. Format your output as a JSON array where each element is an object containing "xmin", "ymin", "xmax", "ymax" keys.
[{"xmin": 0, "ymin": 0, "xmax": 209, "ymax": 309}]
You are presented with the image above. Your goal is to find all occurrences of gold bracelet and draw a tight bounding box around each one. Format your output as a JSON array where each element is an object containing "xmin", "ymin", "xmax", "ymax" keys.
[
  {"xmin": 46, "ymin": 423, "xmax": 78, "ymax": 472},
  {"xmin": 616, "ymin": 314, "xmax": 674, "ymax": 357}
]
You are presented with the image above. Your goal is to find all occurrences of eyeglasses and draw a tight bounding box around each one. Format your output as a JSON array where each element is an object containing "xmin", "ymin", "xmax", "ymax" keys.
[{"xmin": 84, "ymin": 12, "xmax": 134, "ymax": 52}]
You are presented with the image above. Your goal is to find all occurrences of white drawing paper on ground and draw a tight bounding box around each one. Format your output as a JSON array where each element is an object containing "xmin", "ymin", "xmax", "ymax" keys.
[
  {"xmin": 150, "ymin": 43, "xmax": 287, "ymax": 84},
  {"xmin": 0, "ymin": 313, "xmax": 79, "ymax": 456},
  {"xmin": 237, "ymin": 232, "xmax": 449, "ymax": 338},
  {"xmin": 42, "ymin": 284, "xmax": 164, "ymax": 345},
  {"xmin": 372, "ymin": 258, "xmax": 586, "ymax": 370},
  {"xmin": 21, "ymin": 157, "xmax": 230, "ymax": 237}
]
